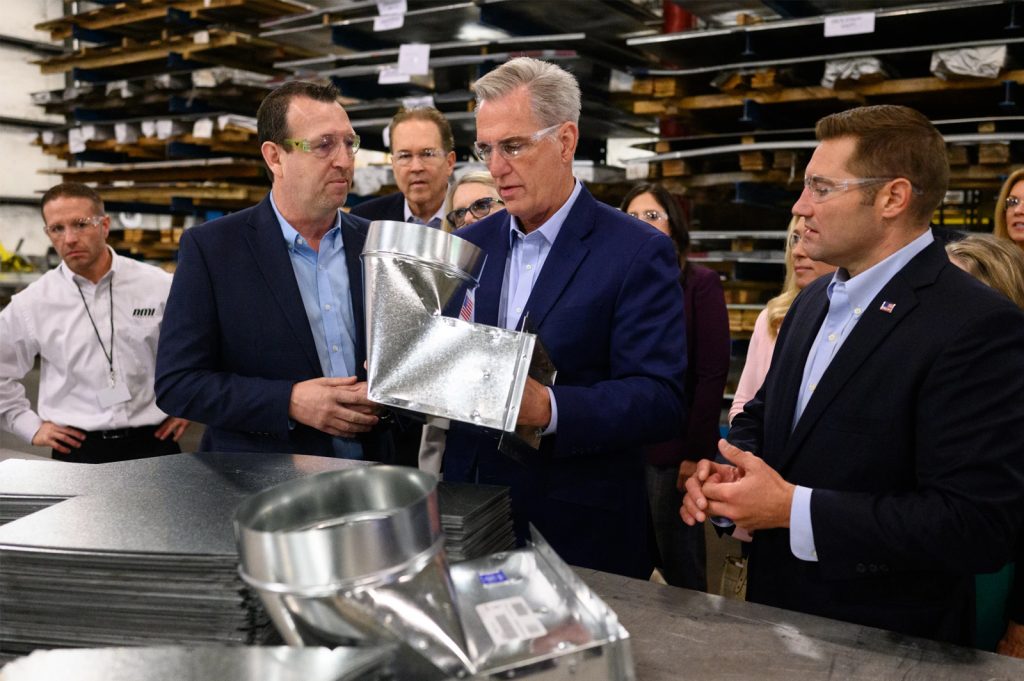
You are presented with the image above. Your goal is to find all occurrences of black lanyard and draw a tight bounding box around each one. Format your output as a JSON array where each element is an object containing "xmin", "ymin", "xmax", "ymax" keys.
[{"xmin": 75, "ymin": 273, "xmax": 115, "ymax": 386}]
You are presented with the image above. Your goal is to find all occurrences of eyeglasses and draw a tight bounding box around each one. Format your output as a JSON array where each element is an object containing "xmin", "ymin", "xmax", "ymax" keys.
[
  {"xmin": 446, "ymin": 197, "xmax": 504, "ymax": 228},
  {"xmin": 628, "ymin": 209, "xmax": 668, "ymax": 222},
  {"xmin": 1005, "ymin": 196, "xmax": 1023, "ymax": 210},
  {"xmin": 473, "ymin": 123, "xmax": 563, "ymax": 163},
  {"xmin": 283, "ymin": 133, "xmax": 360, "ymax": 159},
  {"xmin": 802, "ymin": 175, "xmax": 922, "ymax": 203},
  {"xmin": 392, "ymin": 148, "xmax": 447, "ymax": 166},
  {"xmin": 44, "ymin": 215, "xmax": 105, "ymax": 238}
]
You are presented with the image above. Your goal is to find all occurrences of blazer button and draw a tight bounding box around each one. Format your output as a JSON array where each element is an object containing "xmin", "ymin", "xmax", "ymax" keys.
[
  {"xmin": 869, "ymin": 564, "xmax": 878, "ymax": 574},
  {"xmin": 856, "ymin": 563, "xmax": 866, "ymax": 574}
]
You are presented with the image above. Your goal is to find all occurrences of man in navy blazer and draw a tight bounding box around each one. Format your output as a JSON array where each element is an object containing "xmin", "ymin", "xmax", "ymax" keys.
[
  {"xmin": 682, "ymin": 105, "xmax": 1024, "ymax": 645},
  {"xmin": 156, "ymin": 81, "xmax": 391, "ymax": 460},
  {"xmin": 442, "ymin": 58, "xmax": 687, "ymax": 579}
]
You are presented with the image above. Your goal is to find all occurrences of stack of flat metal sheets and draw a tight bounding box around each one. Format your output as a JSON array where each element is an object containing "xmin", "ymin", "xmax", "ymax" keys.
[
  {"xmin": 436, "ymin": 481, "xmax": 515, "ymax": 562},
  {"xmin": 0, "ymin": 453, "xmax": 514, "ymax": 660}
]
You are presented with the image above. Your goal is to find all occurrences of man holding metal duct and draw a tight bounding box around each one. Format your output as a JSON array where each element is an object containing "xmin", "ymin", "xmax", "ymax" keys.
[
  {"xmin": 155, "ymin": 81, "xmax": 392, "ymax": 461},
  {"xmin": 442, "ymin": 57, "xmax": 688, "ymax": 579},
  {"xmin": 681, "ymin": 105, "xmax": 1024, "ymax": 645}
]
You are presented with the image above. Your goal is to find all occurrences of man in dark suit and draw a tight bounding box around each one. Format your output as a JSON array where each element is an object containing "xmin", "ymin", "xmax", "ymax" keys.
[
  {"xmin": 682, "ymin": 105, "xmax": 1024, "ymax": 645},
  {"xmin": 442, "ymin": 57, "xmax": 687, "ymax": 579},
  {"xmin": 155, "ymin": 81, "xmax": 390, "ymax": 460},
  {"xmin": 349, "ymin": 107, "xmax": 455, "ymax": 228}
]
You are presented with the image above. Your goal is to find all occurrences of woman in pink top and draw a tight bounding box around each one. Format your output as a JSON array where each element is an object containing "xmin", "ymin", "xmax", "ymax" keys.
[{"xmin": 728, "ymin": 216, "xmax": 837, "ymax": 423}]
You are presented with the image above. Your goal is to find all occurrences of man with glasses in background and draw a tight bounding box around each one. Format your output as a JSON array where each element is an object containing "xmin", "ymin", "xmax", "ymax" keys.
[
  {"xmin": 0, "ymin": 182, "xmax": 189, "ymax": 462},
  {"xmin": 681, "ymin": 105, "xmax": 1024, "ymax": 645},
  {"xmin": 441, "ymin": 57, "xmax": 687, "ymax": 579},
  {"xmin": 156, "ymin": 81, "xmax": 392, "ymax": 461},
  {"xmin": 350, "ymin": 107, "xmax": 455, "ymax": 228}
]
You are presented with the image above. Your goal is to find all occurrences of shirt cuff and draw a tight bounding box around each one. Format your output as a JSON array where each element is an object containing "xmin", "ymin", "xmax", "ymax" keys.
[
  {"xmin": 789, "ymin": 485, "xmax": 818, "ymax": 562},
  {"xmin": 12, "ymin": 411, "xmax": 44, "ymax": 445},
  {"xmin": 540, "ymin": 387, "xmax": 558, "ymax": 436}
]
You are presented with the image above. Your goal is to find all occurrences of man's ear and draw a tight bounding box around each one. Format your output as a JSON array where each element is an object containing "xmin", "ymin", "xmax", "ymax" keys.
[
  {"xmin": 261, "ymin": 141, "xmax": 284, "ymax": 180},
  {"xmin": 879, "ymin": 177, "xmax": 914, "ymax": 219}
]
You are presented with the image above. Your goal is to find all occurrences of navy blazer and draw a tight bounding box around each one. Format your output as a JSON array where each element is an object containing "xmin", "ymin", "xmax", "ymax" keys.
[
  {"xmin": 349, "ymin": 192, "xmax": 406, "ymax": 222},
  {"xmin": 442, "ymin": 185, "xmax": 688, "ymax": 578},
  {"xmin": 156, "ymin": 195, "xmax": 389, "ymax": 459},
  {"xmin": 730, "ymin": 239, "xmax": 1024, "ymax": 645}
]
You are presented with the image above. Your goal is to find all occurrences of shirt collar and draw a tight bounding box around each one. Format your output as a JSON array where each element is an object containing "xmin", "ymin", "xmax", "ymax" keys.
[
  {"xmin": 826, "ymin": 229, "xmax": 934, "ymax": 309},
  {"xmin": 403, "ymin": 196, "xmax": 447, "ymax": 225},
  {"xmin": 270, "ymin": 192, "xmax": 341, "ymax": 250},
  {"xmin": 59, "ymin": 245, "xmax": 118, "ymax": 286},
  {"xmin": 507, "ymin": 178, "xmax": 583, "ymax": 248}
]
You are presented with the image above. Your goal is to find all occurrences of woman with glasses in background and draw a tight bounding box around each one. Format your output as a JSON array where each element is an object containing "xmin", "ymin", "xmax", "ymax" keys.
[
  {"xmin": 619, "ymin": 182, "xmax": 730, "ymax": 591},
  {"xmin": 443, "ymin": 171, "xmax": 505, "ymax": 232},
  {"xmin": 994, "ymin": 169, "xmax": 1024, "ymax": 253},
  {"xmin": 729, "ymin": 216, "xmax": 837, "ymax": 423}
]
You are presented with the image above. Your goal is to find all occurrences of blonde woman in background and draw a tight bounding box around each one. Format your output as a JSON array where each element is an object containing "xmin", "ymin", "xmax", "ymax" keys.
[
  {"xmin": 443, "ymin": 170, "xmax": 504, "ymax": 232},
  {"xmin": 993, "ymin": 168, "xmax": 1024, "ymax": 252},
  {"xmin": 728, "ymin": 216, "xmax": 837, "ymax": 422},
  {"xmin": 945, "ymin": 233, "xmax": 1024, "ymax": 657}
]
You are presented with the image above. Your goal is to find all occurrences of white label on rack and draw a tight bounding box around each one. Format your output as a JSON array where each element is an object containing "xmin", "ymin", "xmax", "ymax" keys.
[
  {"xmin": 378, "ymin": 65, "xmax": 411, "ymax": 85},
  {"xmin": 475, "ymin": 597, "xmax": 546, "ymax": 646},
  {"xmin": 114, "ymin": 122, "xmax": 139, "ymax": 143},
  {"xmin": 609, "ymin": 69, "xmax": 635, "ymax": 93},
  {"xmin": 155, "ymin": 119, "xmax": 177, "ymax": 139},
  {"xmin": 141, "ymin": 120, "xmax": 157, "ymax": 138},
  {"xmin": 625, "ymin": 162, "xmax": 650, "ymax": 180},
  {"xmin": 193, "ymin": 29, "xmax": 210, "ymax": 45},
  {"xmin": 398, "ymin": 43, "xmax": 430, "ymax": 75},
  {"xmin": 193, "ymin": 118, "xmax": 214, "ymax": 139},
  {"xmin": 401, "ymin": 95, "xmax": 435, "ymax": 110},
  {"xmin": 374, "ymin": 12, "xmax": 405, "ymax": 31},
  {"xmin": 824, "ymin": 12, "xmax": 875, "ymax": 37},
  {"xmin": 575, "ymin": 166, "xmax": 595, "ymax": 183},
  {"xmin": 377, "ymin": 0, "xmax": 407, "ymax": 15},
  {"xmin": 68, "ymin": 128, "xmax": 86, "ymax": 154}
]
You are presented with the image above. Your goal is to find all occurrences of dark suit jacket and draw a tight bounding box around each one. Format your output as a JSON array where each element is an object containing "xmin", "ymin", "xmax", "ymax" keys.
[
  {"xmin": 349, "ymin": 192, "xmax": 406, "ymax": 222},
  {"xmin": 730, "ymin": 239, "xmax": 1024, "ymax": 645},
  {"xmin": 646, "ymin": 263, "xmax": 730, "ymax": 467},
  {"xmin": 155, "ymin": 195, "xmax": 391, "ymax": 459},
  {"xmin": 442, "ymin": 185, "xmax": 688, "ymax": 579}
]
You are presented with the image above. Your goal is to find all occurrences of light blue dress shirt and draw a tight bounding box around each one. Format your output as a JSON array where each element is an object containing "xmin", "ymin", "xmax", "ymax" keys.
[
  {"xmin": 404, "ymin": 198, "xmax": 445, "ymax": 229},
  {"xmin": 789, "ymin": 229, "xmax": 934, "ymax": 561},
  {"xmin": 498, "ymin": 179, "xmax": 585, "ymax": 435},
  {"xmin": 271, "ymin": 194, "xmax": 362, "ymax": 459}
]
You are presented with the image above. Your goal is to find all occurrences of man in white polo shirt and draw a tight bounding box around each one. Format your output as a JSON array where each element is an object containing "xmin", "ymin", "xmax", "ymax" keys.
[{"xmin": 0, "ymin": 182, "xmax": 189, "ymax": 462}]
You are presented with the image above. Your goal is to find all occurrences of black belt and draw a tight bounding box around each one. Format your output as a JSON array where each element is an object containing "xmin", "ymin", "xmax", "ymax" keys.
[{"xmin": 82, "ymin": 425, "xmax": 158, "ymax": 440}]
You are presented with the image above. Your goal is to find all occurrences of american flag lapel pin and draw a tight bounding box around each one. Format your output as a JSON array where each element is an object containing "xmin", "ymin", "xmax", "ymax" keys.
[{"xmin": 879, "ymin": 301, "xmax": 896, "ymax": 314}]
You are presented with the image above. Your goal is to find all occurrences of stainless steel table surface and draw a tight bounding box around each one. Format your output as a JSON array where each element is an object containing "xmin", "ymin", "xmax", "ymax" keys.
[{"xmin": 580, "ymin": 569, "xmax": 1024, "ymax": 681}]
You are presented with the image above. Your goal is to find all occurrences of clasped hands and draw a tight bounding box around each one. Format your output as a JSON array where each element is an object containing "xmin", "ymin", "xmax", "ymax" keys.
[
  {"xmin": 289, "ymin": 376, "xmax": 381, "ymax": 438},
  {"xmin": 678, "ymin": 439, "xmax": 796, "ymax": 531}
]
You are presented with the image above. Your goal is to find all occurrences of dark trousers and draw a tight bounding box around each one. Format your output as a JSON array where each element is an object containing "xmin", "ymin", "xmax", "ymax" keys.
[
  {"xmin": 646, "ymin": 461, "xmax": 707, "ymax": 591},
  {"xmin": 52, "ymin": 425, "xmax": 181, "ymax": 464}
]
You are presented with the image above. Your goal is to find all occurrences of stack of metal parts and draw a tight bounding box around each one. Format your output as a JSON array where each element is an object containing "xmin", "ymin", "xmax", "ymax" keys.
[
  {"xmin": 0, "ymin": 454, "xmax": 515, "ymax": 662},
  {"xmin": 437, "ymin": 481, "xmax": 515, "ymax": 562},
  {"xmin": 236, "ymin": 466, "xmax": 635, "ymax": 681}
]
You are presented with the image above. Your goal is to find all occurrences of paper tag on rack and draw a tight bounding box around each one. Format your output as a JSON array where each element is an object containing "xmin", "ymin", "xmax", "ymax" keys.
[
  {"xmin": 475, "ymin": 596, "xmax": 547, "ymax": 646},
  {"xmin": 401, "ymin": 95, "xmax": 435, "ymax": 110},
  {"xmin": 625, "ymin": 162, "xmax": 650, "ymax": 180},
  {"xmin": 377, "ymin": 0, "xmax": 407, "ymax": 14},
  {"xmin": 398, "ymin": 43, "xmax": 430, "ymax": 76},
  {"xmin": 609, "ymin": 69, "xmax": 635, "ymax": 93},
  {"xmin": 193, "ymin": 29, "xmax": 210, "ymax": 45},
  {"xmin": 374, "ymin": 12, "xmax": 404, "ymax": 31},
  {"xmin": 68, "ymin": 128, "xmax": 86, "ymax": 154},
  {"xmin": 98, "ymin": 381, "xmax": 131, "ymax": 408},
  {"xmin": 378, "ymin": 65, "xmax": 411, "ymax": 85},
  {"xmin": 824, "ymin": 12, "xmax": 874, "ymax": 37},
  {"xmin": 192, "ymin": 118, "xmax": 214, "ymax": 138}
]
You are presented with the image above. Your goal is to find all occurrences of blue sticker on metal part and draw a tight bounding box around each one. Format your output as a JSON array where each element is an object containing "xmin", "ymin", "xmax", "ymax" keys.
[{"xmin": 479, "ymin": 570, "xmax": 508, "ymax": 585}]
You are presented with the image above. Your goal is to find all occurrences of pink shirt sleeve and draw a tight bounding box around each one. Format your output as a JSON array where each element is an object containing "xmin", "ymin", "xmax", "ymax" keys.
[{"xmin": 728, "ymin": 308, "xmax": 776, "ymax": 424}]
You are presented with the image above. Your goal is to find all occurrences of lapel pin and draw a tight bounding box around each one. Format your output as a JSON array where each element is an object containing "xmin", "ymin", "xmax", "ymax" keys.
[{"xmin": 879, "ymin": 301, "xmax": 896, "ymax": 314}]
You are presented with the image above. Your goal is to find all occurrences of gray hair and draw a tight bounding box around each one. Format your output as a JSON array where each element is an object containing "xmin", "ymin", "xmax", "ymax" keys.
[{"xmin": 473, "ymin": 57, "xmax": 581, "ymax": 126}]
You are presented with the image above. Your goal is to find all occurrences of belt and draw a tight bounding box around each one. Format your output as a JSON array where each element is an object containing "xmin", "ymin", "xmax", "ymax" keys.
[{"xmin": 85, "ymin": 426, "xmax": 157, "ymax": 440}]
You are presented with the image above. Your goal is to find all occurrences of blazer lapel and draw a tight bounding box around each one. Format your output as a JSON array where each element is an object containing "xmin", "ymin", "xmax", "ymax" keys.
[
  {"xmin": 519, "ymin": 186, "xmax": 593, "ymax": 330},
  {"xmin": 244, "ymin": 196, "xmax": 322, "ymax": 375},
  {"xmin": 341, "ymin": 213, "xmax": 369, "ymax": 381}
]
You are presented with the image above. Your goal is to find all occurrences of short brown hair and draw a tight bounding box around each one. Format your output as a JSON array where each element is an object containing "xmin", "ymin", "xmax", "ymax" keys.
[
  {"xmin": 388, "ymin": 107, "xmax": 454, "ymax": 153},
  {"xmin": 257, "ymin": 80, "xmax": 341, "ymax": 147},
  {"xmin": 993, "ymin": 167, "xmax": 1024, "ymax": 244},
  {"xmin": 816, "ymin": 105, "xmax": 948, "ymax": 224},
  {"xmin": 41, "ymin": 182, "xmax": 103, "ymax": 217}
]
